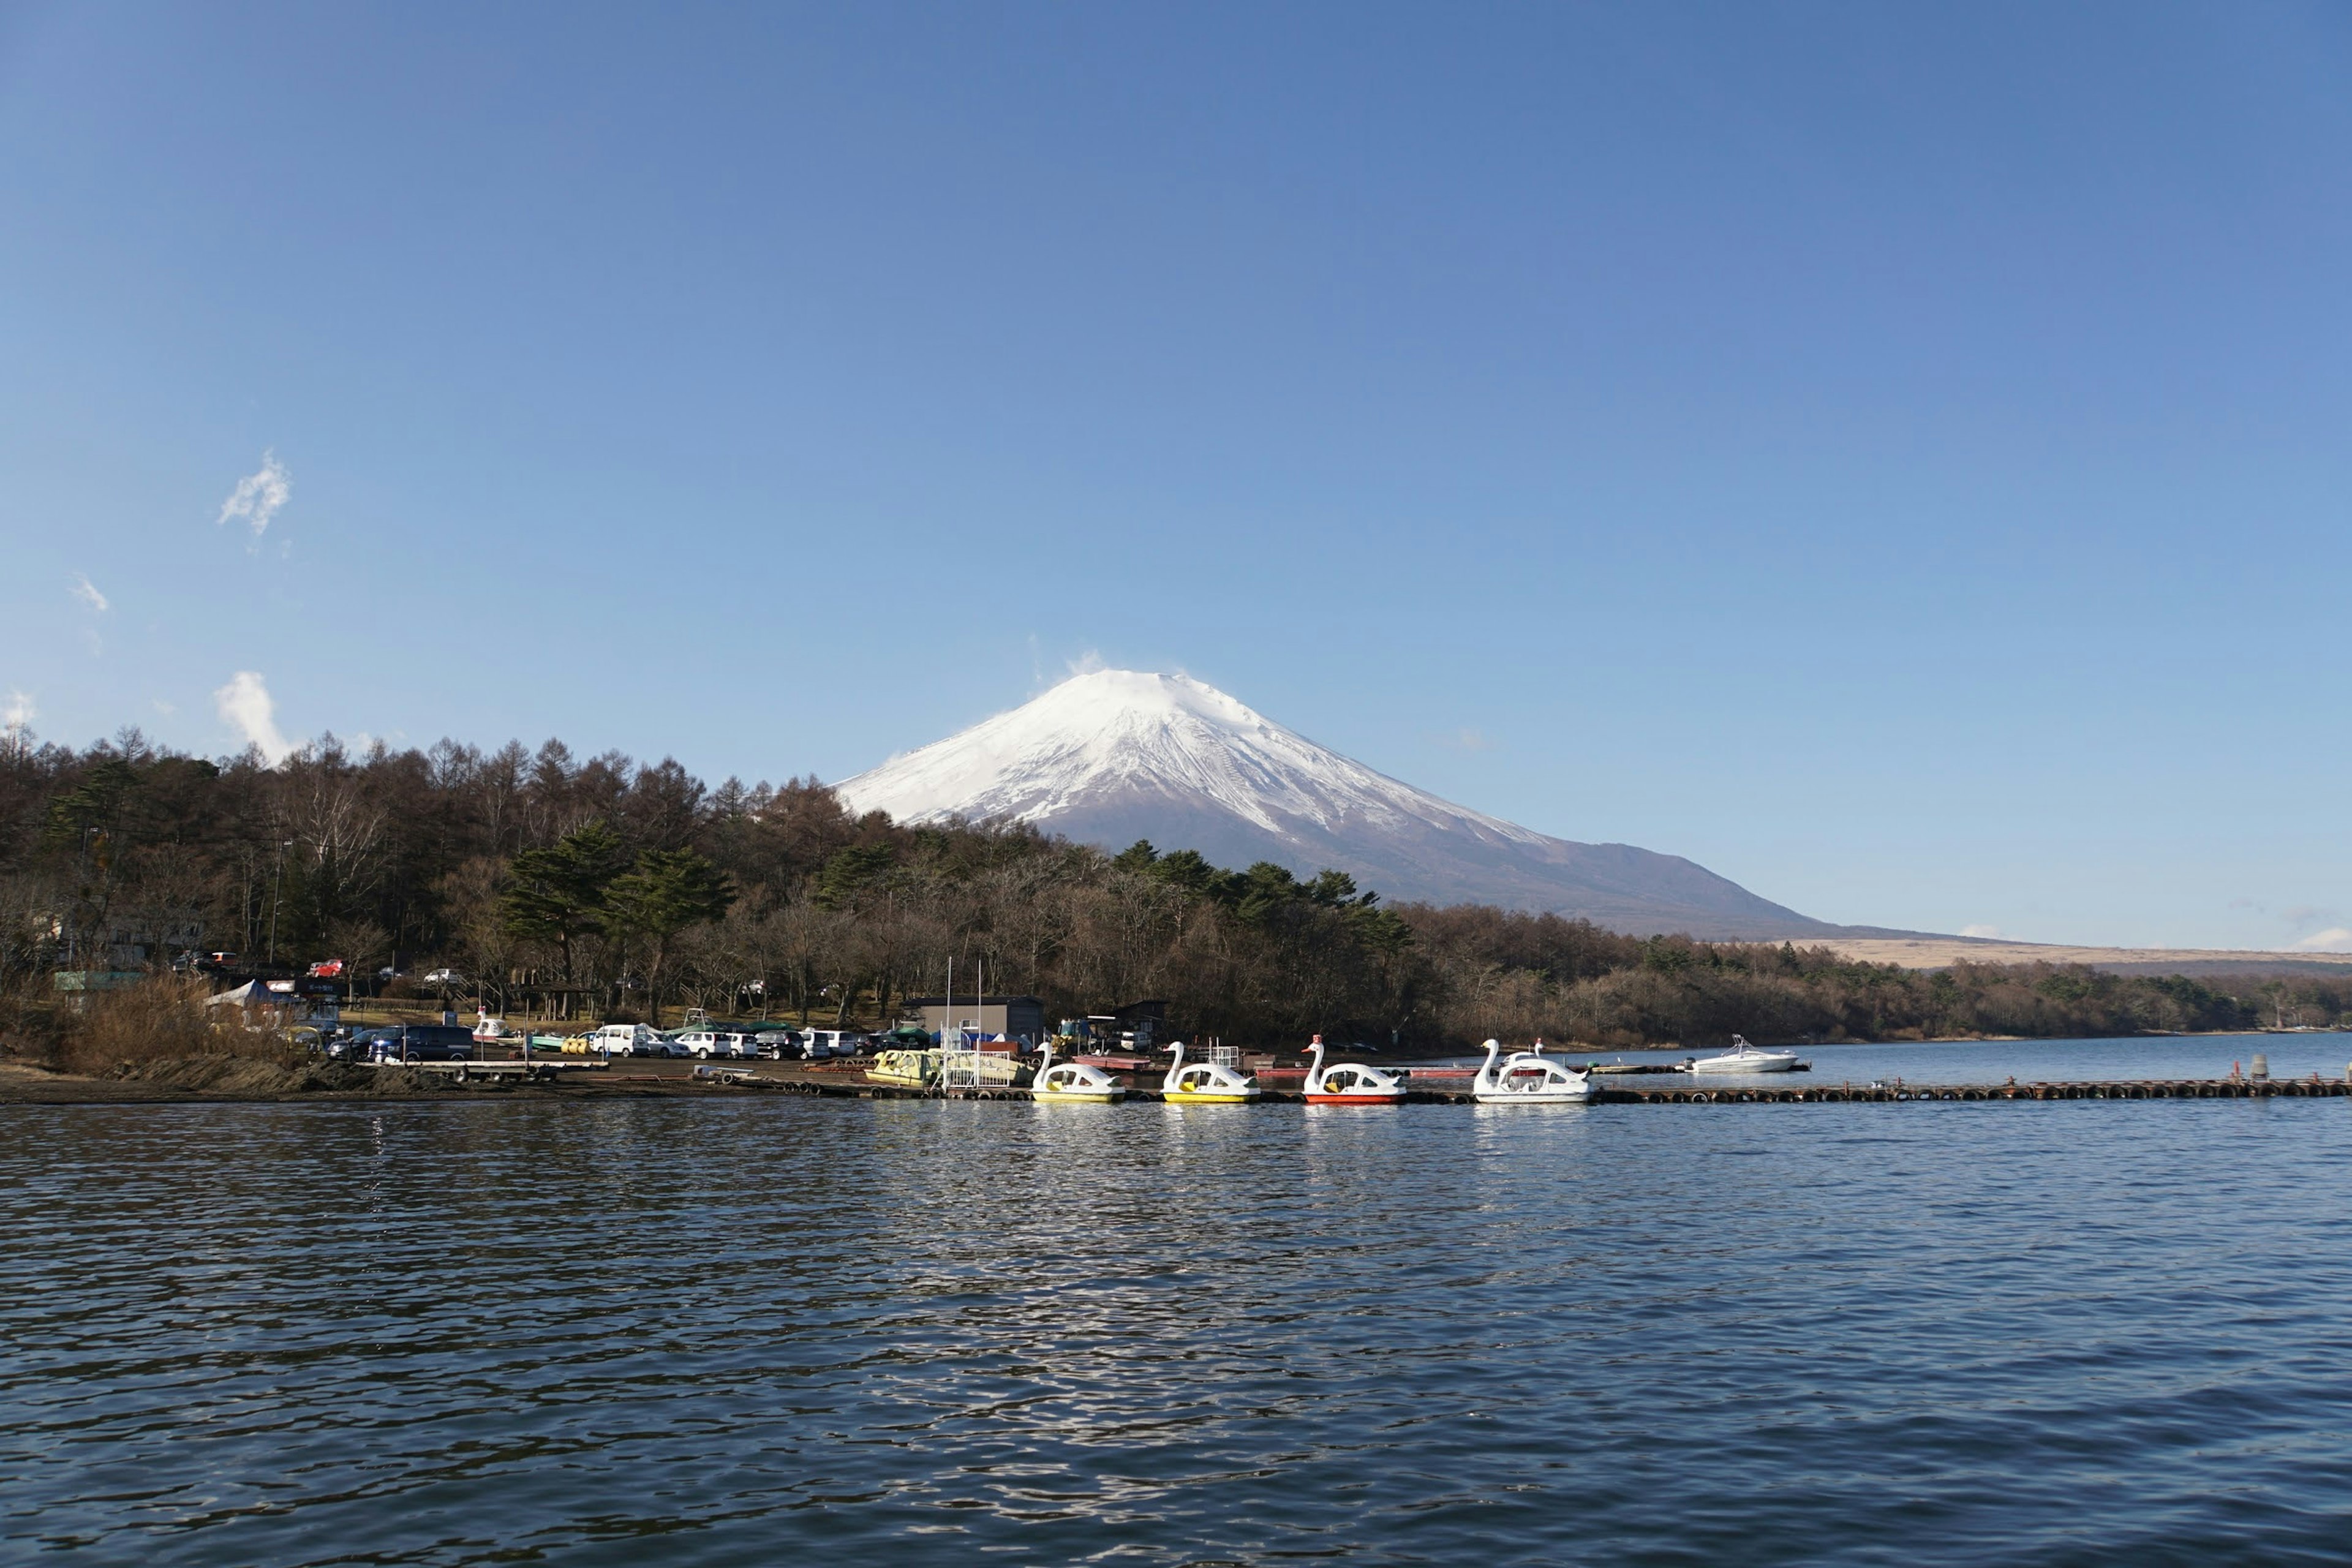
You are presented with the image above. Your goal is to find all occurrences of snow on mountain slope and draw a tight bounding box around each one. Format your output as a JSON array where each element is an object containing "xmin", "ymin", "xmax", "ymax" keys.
[
  {"xmin": 839, "ymin": 670, "xmax": 1545, "ymax": 846},
  {"xmin": 833, "ymin": 670, "xmax": 1855, "ymax": 939}
]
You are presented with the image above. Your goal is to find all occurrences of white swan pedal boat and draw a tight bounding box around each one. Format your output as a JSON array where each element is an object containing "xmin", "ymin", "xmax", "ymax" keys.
[
  {"xmin": 1686, "ymin": 1035, "xmax": 1806, "ymax": 1073},
  {"xmin": 1303, "ymin": 1035, "xmax": 1407, "ymax": 1105},
  {"xmin": 1159, "ymin": 1040, "xmax": 1260, "ymax": 1103},
  {"xmin": 1472, "ymin": 1039, "xmax": 1595, "ymax": 1104},
  {"xmin": 1030, "ymin": 1040, "xmax": 1126, "ymax": 1102}
]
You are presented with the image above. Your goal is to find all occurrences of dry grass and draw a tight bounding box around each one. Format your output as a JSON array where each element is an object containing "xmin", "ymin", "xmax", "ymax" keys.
[
  {"xmin": 56, "ymin": 978, "xmax": 301, "ymax": 1076},
  {"xmin": 1812, "ymin": 938, "xmax": 2352, "ymax": 972}
]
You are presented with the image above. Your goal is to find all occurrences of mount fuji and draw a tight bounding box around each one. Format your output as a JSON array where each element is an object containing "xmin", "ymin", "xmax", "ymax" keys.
[{"xmin": 834, "ymin": 670, "xmax": 1858, "ymax": 940}]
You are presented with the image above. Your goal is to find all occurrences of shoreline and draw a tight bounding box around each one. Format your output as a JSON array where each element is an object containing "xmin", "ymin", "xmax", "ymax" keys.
[
  {"xmin": 8, "ymin": 1028, "xmax": 2346, "ymax": 1107},
  {"xmin": 0, "ymin": 1059, "xmax": 772, "ymax": 1107}
]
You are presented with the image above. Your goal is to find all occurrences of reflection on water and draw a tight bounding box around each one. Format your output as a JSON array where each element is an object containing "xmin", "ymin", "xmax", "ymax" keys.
[{"xmin": 6, "ymin": 1060, "xmax": 2352, "ymax": 1564}]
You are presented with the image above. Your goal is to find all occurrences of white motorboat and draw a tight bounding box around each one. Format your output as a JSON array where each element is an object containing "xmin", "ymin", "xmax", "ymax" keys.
[
  {"xmin": 1030, "ymin": 1039, "xmax": 1125, "ymax": 1103},
  {"xmin": 1686, "ymin": 1034, "xmax": 1805, "ymax": 1073},
  {"xmin": 1471, "ymin": 1038, "xmax": 1596, "ymax": 1104}
]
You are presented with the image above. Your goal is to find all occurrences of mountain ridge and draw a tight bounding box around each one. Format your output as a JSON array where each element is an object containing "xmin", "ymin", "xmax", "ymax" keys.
[{"xmin": 834, "ymin": 671, "xmax": 1902, "ymax": 941}]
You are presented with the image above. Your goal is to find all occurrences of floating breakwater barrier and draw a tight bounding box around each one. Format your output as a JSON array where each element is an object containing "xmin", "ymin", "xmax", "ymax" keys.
[{"xmin": 766, "ymin": 1073, "xmax": 2352, "ymax": 1104}]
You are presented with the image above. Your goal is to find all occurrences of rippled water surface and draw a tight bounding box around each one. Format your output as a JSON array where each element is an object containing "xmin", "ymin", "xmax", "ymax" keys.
[{"xmin": 9, "ymin": 1042, "xmax": 2352, "ymax": 1565}]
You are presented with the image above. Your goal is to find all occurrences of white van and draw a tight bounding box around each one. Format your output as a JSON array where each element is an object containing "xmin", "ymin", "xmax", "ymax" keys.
[{"xmin": 589, "ymin": 1023, "xmax": 674, "ymax": 1058}]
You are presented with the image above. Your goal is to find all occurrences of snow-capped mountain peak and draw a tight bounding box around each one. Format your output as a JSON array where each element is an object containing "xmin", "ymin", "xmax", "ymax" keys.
[
  {"xmin": 835, "ymin": 669, "xmax": 1544, "ymax": 846},
  {"xmin": 831, "ymin": 669, "xmax": 1844, "ymax": 938}
]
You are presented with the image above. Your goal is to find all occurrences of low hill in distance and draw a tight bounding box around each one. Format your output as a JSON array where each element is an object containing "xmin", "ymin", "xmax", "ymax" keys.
[{"xmin": 1812, "ymin": 936, "xmax": 2352, "ymax": 979}]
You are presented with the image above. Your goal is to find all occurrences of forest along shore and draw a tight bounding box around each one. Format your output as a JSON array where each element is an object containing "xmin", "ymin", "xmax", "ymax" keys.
[{"xmin": 8, "ymin": 734, "xmax": 2352, "ymax": 1054}]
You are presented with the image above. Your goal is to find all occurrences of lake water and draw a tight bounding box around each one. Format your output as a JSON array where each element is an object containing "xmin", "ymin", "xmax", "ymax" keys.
[
  {"xmin": 1430, "ymin": 1030, "xmax": 2352, "ymax": 1085},
  {"xmin": 7, "ymin": 1031, "xmax": 2352, "ymax": 1565}
]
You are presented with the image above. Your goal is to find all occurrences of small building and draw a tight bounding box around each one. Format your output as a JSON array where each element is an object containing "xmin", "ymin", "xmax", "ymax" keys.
[
  {"xmin": 1109, "ymin": 998, "xmax": 1167, "ymax": 1032},
  {"xmin": 901, "ymin": 993, "xmax": 1045, "ymax": 1044}
]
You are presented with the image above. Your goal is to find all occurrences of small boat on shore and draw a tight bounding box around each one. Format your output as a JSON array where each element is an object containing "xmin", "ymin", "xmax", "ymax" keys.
[
  {"xmin": 867, "ymin": 1048, "xmax": 942, "ymax": 1088},
  {"xmin": 1030, "ymin": 1041, "xmax": 1125, "ymax": 1102},
  {"xmin": 1472, "ymin": 1039, "xmax": 1595, "ymax": 1104},
  {"xmin": 1686, "ymin": 1035, "xmax": 1806, "ymax": 1074},
  {"xmin": 1161, "ymin": 1040, "xmax": 1260, "ymax": 1104},
  {"xmin": 1303, "ymin": 1035, "xmax": 1407, "ymax": 1105}
]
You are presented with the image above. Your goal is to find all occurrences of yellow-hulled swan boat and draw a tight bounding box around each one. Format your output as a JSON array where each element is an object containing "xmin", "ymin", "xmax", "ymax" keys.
[
  {"xmin": 1029, "ymin": 1040, "xmax": 1126, "ymax": 1102},
  {"xmin": 1159, "ymin": 1039, "xmax": 1259, "ymax": 1104}
]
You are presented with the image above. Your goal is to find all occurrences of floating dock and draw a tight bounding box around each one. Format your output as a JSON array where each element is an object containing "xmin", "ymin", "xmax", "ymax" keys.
[{"xmin": 767, "ymin": 1074, "xmax": 2350, "ymax": 1104}]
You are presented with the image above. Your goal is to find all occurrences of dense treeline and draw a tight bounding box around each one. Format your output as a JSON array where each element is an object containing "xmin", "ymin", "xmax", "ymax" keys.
[{"xmin": 2, "ymin": 727, "xmax": 2346, "ymax": 1051}]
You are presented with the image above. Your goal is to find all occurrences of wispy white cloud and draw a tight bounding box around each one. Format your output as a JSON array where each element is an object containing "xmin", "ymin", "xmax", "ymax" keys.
[
  {"xmin": 216, "ymin": 451, "xmax": 292, "ymax": 545},
  {"xmin": 2291, "ymin": 928, "xmax": 2352, "ymax": 954},
  {"xmin": 69, "ymin": 572, "xmax": 109, "ymax": 613},
  {"xmin": 1065, "ymin": 649, "xmax": 1107, "ymax": 678},
  {"xmin": 214, "ymin": 670, "xmax": 295, "ymax": 764},
  {"xmin": 1434, "ymin": 726, "xmax": 1496, "ymax": 752},
  {"xmin": 2, "ymin": 688, "xmax": 32, "ymax": 734},
  {"xmin": 1959, "ymin": 924, "xmax": 2005, "ymax": 940}
]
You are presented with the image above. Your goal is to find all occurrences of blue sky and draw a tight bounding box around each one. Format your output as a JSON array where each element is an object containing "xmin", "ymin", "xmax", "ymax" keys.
[{"xmin": 2, "ymin": 2, "xmax": 2347, "ymax": 951}]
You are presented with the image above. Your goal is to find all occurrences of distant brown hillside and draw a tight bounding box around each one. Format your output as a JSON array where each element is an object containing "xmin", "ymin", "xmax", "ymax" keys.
[{"xmin": 1809, "ymin": 937, "xmax": 2352, "ymax": 979}]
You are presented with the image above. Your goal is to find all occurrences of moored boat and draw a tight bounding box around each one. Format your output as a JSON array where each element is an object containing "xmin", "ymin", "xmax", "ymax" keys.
[
  {"xmin": 1160, "ymin": 1039, "xmax": 1260, "ymax": 1103},
  {"xmin": 867, "ymin": 1048, "xmax": 942, "ymax": 1088},
  {"xmin": 1686, "ymin": 1034, "xmax": 1806, "ymax": 1073},
  {"xmin": 1471, "ymin": 1038, "xmax": 1595, "ymax": 1104},
  {"xmin": 1030, "ymin": 1041, "xmax": 1126, "ymax": 1102},
  {"xmin": 1302, "ymin": 1035, "xmax": 1407, "ymax": 1105}
]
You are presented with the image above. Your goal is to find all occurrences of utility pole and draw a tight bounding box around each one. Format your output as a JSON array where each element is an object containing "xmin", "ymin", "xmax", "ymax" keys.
[{"xmin": 268, "ymin": 838, "xmax": 293, "ymax": 965}]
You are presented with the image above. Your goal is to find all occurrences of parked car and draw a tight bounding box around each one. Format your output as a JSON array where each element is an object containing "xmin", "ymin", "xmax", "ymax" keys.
[
  {"xmin": 421, "ymin": 967, "xmax": 465, "ymax": 987},
  {"xmin": 361, "ymin": 1024, "xmax": 477, "ymax": 1063},
  {"xmin": 753, "ymin": 1028, "xmax": 802, "ymax": 1060},
  {"xmin": 584, "ymin": 1023, "xmax": 674, "ymax": 1058},
  {"xmin": 322, "ymin": 1025, "xmax": 386, "ymax": 1060},
  {"xmin": 799, "ymin": 1029, "xmax": 864, "ymax": 1060}
]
